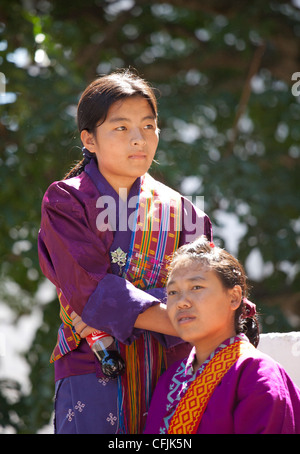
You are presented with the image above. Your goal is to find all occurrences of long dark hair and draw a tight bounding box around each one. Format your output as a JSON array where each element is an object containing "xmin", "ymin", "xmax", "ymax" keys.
[
  {"xmin": 168, "ymin": 235, "xmax": 260, "ymax": 347},
  {"xmin": 64, "ymin": 69, "xmax": 158, "ymax": 180}
]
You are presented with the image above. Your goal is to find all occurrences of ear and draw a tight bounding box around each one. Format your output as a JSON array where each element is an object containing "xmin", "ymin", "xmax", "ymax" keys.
[
  {"xmin": 229, "ymin": 285, "xmax": 242, "ymax": 311},
  {"xmin": 81, "ymin": 129, "xmax": 97, "ymax": 153}
]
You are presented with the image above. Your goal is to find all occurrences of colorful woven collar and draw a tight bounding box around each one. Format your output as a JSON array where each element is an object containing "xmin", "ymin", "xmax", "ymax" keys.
[
  {"xmin": 168, "ymin": 336, "xmax": 254, "ymax": 434},
  {"xmin": 159, "ymin": 333, "xmax": 251, "ymax": 434},
  {"xmin": 185, "ymin": 333, "xmax": 249, "ymax": 376}
]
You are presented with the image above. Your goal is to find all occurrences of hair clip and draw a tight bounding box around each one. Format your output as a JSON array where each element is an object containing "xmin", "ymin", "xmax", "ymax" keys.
[
  {"xmin": 242, "ymin": 297, "xmax": 256, "ymax": 318},
  {"xmin": 209, "ymin": 242, "xmax": 215, "ymax": 248}
]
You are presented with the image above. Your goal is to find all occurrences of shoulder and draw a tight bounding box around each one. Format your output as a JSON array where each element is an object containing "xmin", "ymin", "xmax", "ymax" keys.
[
  {"xmin": 234, "ymin": 347, "xmax": 300, "ymax": 395},
  {"xmin": 40, "ymin": 172, "xmax": 103, "ymax": 230},
  {"xmin": 144, "ymin": 173, "xmax": 209, "ymax": 218},
  {"xmin": 239, "ymin": 346, "xmax": 285, "ymax": 371},
  {"xmin": 42, "ymin": 171, "xmax": 98, "ymax": 207},
  {"xmin": 237, "ymin": 346, "xmax": 282, "ymax": 376},
  {"xmin": 143, "ymin": 173, "xmax": 212, "ymax": 241},
  {"xmin": 143, "ymin": 173, "xmax": 181, "ymax": 201}
]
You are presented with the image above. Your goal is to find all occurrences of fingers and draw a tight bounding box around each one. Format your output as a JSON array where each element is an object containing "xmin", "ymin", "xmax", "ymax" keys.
[
  {"xmin": 70, "ymin": 311, "xmax": 96, "ymax": 338},
  {"xmin": 70, "ymin": 311, "xmax": 77, "ymax": 321},
  {"xmin": 71, "ymin": 311, "xmax": 87, "ymax": 335},
  {"xmin": 80, "ymin": 325, "xmax": 96, "ymax": 338},
  {"xmin": 70, "ymin": 311, "xmax": 79, "ymax": 328}
]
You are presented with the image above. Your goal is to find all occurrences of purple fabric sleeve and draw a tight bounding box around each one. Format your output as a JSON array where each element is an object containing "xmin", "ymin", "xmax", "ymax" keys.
[
  {"xmin": 81, "ymin": 274, "xmax": 183, "ymax": 348},
  {"xmin": 38, "ymin": 176, "xmax": 113, "ymax": 316},
  {"xmin": 81, "ymin": 274, "xmax": 160, "ymax": 344}
]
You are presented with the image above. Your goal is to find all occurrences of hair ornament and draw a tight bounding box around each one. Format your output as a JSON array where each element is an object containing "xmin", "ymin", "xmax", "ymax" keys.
[
  {"xmin": 242, "ymin": 297, "xmax": 256, "ymax": 318},
  {"xmin": 209, "ymin": 242, "xmax": 215, "ymax": 248}
]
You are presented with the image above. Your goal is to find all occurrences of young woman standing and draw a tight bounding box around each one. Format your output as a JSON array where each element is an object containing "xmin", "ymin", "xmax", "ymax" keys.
[{"xmin": 38, "ymin": 69, "xmax": 212, "ymax": 434}]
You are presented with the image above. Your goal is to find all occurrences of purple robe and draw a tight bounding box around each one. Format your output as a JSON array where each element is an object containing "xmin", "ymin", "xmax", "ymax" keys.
[
  {"xmin": 38, "ymin": 159, "xmax": 212, "ymax": 433},
  {"xmin": 144, "ymin": 334, "xmax": 300, "ymax": 434}
]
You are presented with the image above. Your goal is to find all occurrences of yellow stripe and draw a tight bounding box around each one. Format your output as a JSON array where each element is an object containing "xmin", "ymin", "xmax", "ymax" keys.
[{"xmin": 168, "ymin": 341, "xmax": 254, "ymax": 434}]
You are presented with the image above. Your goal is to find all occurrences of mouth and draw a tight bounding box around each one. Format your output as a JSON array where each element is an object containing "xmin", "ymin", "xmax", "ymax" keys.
[
  {"xmin": 128, "ymin": 154, "xmax": 147, "ymax": 160},
  {"xmin": 128, "ymin": 149, "xmax": 148, "ymax": 158},
  {"xmin": 177, "ymin": 313, "xmax": 196, "ymax": 325}
]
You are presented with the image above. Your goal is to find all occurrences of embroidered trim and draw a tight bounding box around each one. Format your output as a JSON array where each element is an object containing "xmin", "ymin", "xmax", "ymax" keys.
[{"xmin": 167, "ymin": 340, "xmax": 254, "ymax": 434}]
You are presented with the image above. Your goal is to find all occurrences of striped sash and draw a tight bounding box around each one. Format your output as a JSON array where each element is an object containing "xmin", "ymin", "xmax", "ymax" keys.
[
  {"xmin": 123, "ymin": 173, "xmax": 181, "ymax": 289},
  {"xmin": 50, "ymin": 291, "xmax": 81, "ymax": 362},
  {"xmin": 168, "ymin": 340, "xmax": 254, "ymax": 434},
  {"xmin": 118, "ymin": 173, "xmax": 182, "ymax": 434}
]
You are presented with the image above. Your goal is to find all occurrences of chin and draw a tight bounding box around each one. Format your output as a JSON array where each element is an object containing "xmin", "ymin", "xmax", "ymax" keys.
[{"xmin": 176, "ymin": 331, "xmax": 195, "ymax": 344}]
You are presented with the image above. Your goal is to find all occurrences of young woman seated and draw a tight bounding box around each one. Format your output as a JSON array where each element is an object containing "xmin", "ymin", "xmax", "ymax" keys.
[{"xmin": 144, "ymin": 236, "xmax": 300, "ymax": 434}]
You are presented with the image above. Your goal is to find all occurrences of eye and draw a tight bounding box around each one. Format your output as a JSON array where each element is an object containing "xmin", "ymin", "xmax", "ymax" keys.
[
  {"xmin": 167, "ymin": 289, "xmax": 177, "ymax": 296},
  {"xmin": 144, "ymin": 123, "xmax": 154, "ymax": 130},
  {"xmin": 192, "ymin": 285, "xmax": 203, "ymax": 290},
  {"xmin": 115, "ymin": 126, "xmax": 127, "ymax": 131}
]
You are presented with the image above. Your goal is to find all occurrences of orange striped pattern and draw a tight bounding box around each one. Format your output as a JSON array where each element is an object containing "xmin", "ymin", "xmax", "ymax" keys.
[{"xmin": 168, "ymin": 341, "xmax": 254, "ymax": 434}]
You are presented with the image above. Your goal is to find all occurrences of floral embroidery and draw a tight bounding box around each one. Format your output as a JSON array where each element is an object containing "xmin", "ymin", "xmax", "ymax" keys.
[
  {"xmin": 75, "ymin": 401, "xmax": 85, "ymax": 412},
  {"xmin": 106, "ymin": 412, "xmax": 117, "ymax": 425},
  {"xmin": 66, "ymin": 401, "xmax": 86, "ymax": 423},
  {"xmin": 98, "ymin": 377, "xmax": 110, "ymax": 386},
  {"xmin": 66, "ymin": 409, "xmax": 75, "ymax": 422}
]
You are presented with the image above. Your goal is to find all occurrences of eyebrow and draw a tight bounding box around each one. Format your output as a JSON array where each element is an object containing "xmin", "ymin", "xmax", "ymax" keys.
[
  {"xmin": 108, "ymin": 115, "xmax": 156, "ymax": 123},
  {"xmin": 167, "ymin": 275, "xmax": 207, "ymax": 287}
]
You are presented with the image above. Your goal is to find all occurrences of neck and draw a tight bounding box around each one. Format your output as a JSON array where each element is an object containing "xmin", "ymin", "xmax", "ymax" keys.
[
  {"xmin": 193, "ymin": 329, "xmax": 237, "ymax": 372},
  {"xmin": 109, "ymin": 178, "xmax": 136, "ymax": 197},
  {"xmin": 98, "ymin": 168, "xmax": 137, "ymax": 198}
]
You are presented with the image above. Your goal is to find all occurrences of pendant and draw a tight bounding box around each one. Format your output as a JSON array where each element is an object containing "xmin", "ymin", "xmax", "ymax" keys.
[{"xmin": 110, "ymin": 247, "xmax": 127, "ymax": 275}]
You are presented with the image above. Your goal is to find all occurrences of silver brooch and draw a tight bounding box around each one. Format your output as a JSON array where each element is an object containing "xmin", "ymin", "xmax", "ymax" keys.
[{"xmin": 110, "ymin": 247, "xmax": 127, "ymax": 275}]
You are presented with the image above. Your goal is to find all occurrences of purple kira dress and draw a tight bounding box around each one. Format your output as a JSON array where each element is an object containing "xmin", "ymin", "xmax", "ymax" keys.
[
  {"xmin": 144, "ymin": 334, "xmax": 300, "ymax": 434},
  {"xmin": 38, "ymin": 159, "xmax": 212, "ymax": 434}
]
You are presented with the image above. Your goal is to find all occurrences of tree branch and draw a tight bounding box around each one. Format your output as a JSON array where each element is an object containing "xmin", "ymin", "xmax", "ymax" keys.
[{"xmin": 226, "ymin": 41, "xmax": 266, "ymax": 156}]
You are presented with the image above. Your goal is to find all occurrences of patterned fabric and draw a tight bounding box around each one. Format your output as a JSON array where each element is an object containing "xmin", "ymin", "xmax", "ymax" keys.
[
  {"xmin": 117, "ymin": 173, "xmax": 182, "ymax": 434},
  {"xmin": 50, "ymin": 291, "xmax": 81, "ymax": 362},
  {"xmin": 39, "ymin": 158, "xmax": 212, "ymax": 434},
  {"xmin": 123, "ymin": 172, "xmax": 181, "ymax": 289},
  {"xmin": 50, "ymin": 172, "xmax": 182, "ymax": 433},
  {"xmin": 168, "ymin": 340, "xmax": 255, "ymax": 434},
  {"xmin": 159, "ymin": 334, "xmax": 249, "ymax": 433},
  {"xmin": 54, "ymin": 373, "xmax": 119, "ymax": 434},
  {"xmin": 49, "ymin": 173, "xmax": 181, "ymax": 363}
]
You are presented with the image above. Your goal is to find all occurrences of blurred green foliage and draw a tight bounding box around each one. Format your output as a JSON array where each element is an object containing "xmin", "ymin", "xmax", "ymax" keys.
[{"xmin": 0, "ymin": 0, "xmax": 299, "ymax": 433}]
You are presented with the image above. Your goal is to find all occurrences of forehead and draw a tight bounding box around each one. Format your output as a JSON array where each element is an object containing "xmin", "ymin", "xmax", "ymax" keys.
[
  {"xmin": 107, "ymin": 96, "xmax": 155, "ymax": 118},
  {"xmin": 167, "ymin": 259, "xmax": 211, "ymax": 284}
]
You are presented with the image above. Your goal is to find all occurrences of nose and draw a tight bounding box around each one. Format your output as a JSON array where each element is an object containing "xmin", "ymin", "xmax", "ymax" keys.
[
  {"xmin": 130, "ymin": 128, "xmax": 146, "ymax": 147},
  {"xmin": 176, "ymin": 292, "xmax": 192, "ymax": 309}
]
